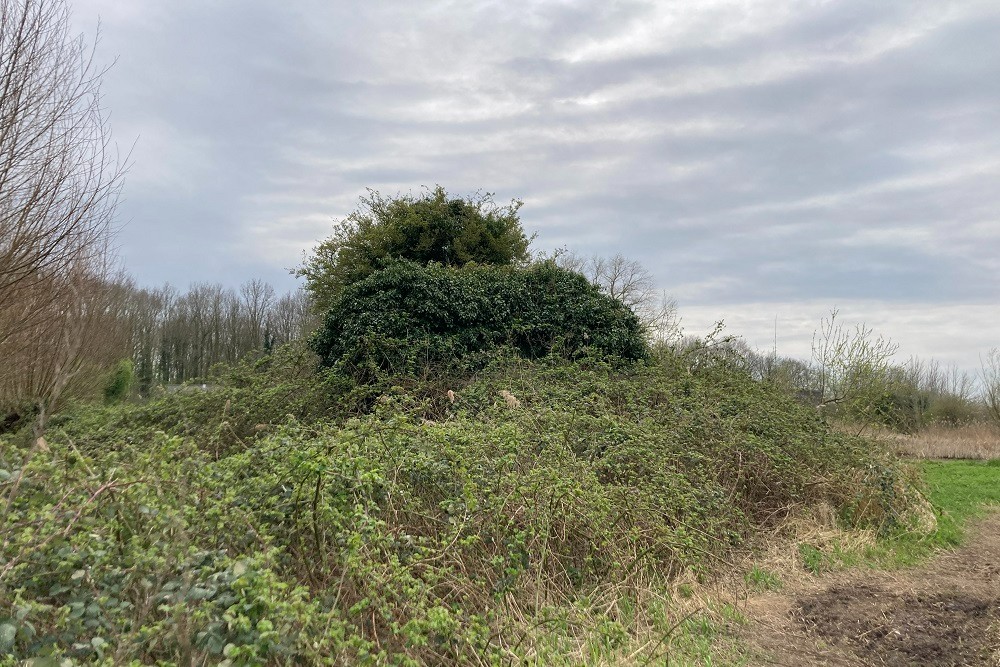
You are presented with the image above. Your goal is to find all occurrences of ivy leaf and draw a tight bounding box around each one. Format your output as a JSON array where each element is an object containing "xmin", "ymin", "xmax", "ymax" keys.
[{"xmin": 0, "ymin": 622, "xmax": 15, "ymax": 653}]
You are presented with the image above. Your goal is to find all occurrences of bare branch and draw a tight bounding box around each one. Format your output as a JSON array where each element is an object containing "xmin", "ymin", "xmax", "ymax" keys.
[
  {"xmin": 0, "ymin": 0, "xmax": 126, "ymax": 433},
  {"xmin": 557, "ymin": 251, "xmax": 681, "ymax": 343}
]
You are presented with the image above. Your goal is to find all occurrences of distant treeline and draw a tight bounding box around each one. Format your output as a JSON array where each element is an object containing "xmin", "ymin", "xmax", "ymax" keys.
[
  {"xmin": 717, "ymin": 337, "xmax": 987, "ymax": 431},
  {"xmin": 122, "ymin": 279, "xmax": 315, "ymax": 392}
]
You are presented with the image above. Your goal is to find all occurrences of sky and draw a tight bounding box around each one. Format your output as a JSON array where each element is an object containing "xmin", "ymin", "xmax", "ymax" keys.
[{"xmin": 69, "ymin": 0, "xmax": 999, "ymax": 376}]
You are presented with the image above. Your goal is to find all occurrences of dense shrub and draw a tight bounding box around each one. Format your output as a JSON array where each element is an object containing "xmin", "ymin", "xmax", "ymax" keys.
[
  {"xmin": 102, "ymin": 359, "xmax": 135, "ymax": 404},
  {"xmin": 298, "ymin": 187, "xmax": 532, "ymax": 312},
  {"xmin": 49, "ymin": 341, "xmax": 352, "ymax": 456},
  {"xmin": 311, "ymin": 260, "xmax": 648, "ymax": 381},
  {"xmin": 0, "ymin": 350, "xmax": 921, "ymax": 664}
]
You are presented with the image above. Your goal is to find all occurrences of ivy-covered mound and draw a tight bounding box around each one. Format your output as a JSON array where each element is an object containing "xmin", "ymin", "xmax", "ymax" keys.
[
  {"xmin": 311, "ymin": 260, "xmax": 648, "ymax": 380},
  {"xmin": 0, "ymin": 348, "xmax": 924, "ymax": 666}
]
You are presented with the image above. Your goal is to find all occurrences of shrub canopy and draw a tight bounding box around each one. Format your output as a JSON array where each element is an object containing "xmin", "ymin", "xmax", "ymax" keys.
[
  {"xmin": 299, "ymin": 187, "xmax": 531, "ymax": 312},
  {"xmin": 311, "ymin": 260, "xmax": 648, "ymax": 378},
  {"xmin": 1, "ymin": 350, "xmax": 918, "ymax": 665}
]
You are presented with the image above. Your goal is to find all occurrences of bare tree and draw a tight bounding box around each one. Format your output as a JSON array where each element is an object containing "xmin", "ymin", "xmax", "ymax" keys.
[
  {"xmin": 240, "ymin": 278, "xmax": 276, "ymax": 351},
  {"xmin": 0, "ymin": 0, "xmax": 125, "ymax": 437},
  {"xmin": 110, "ymin": 280, "xmax": 309, "ymax": 387},
  {"xmin": 980, "ymin": 348, "xmax": 1000, "ymax": 425},
  {"xmin": 558, "ymin": 252, "xmax": 681, "ymax": 343},
  {"xmin": 268, "ymin": 288, "xmax": 315, "ymax": 347},
  {"xmin": 0, "ymin": 258, "xmax": 130, "ymax": 439}
]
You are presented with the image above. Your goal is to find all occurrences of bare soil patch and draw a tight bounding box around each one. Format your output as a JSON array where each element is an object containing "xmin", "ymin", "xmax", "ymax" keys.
[{"xmin": 743, "ymin": 513, "xmax": 1000, "ymax": 666}]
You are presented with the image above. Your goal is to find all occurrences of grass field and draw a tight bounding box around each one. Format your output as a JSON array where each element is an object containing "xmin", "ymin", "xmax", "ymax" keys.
[
  {"xmin": 889, "ymin": 426, "xmax": 1000, "ymax": 557},
  {"xmin": 919, "ymin": 458, "xmax": 1000, "ymax": 545},
  {"xmin": 846, "ymin": 458, "xmax": 1000, "ymax": 567}
]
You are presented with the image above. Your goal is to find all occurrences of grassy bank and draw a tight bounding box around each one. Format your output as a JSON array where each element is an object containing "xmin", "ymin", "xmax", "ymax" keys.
[{"xmin": 757, "ymin": 456, "xmax": 1000, "ymax": 582}]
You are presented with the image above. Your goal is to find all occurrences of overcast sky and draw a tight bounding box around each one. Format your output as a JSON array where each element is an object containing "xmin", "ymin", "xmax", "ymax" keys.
[{"xmin": 70, "ymin": 0, "xmax": 999, "ymax": 374}]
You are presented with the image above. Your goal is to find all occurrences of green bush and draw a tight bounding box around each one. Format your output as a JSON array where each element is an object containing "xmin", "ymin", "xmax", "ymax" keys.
[
  {"xmin": 298, "ymin": 186, "xmax": 532, "ymax": 311},
  {"xmin": 49, "ymin": 341, "xmax": 352, "ymax": 456},
  {"xmin": 102, "ymin": 359, "xmax": 135, "ymax": 404},
  {"xmin": 311, "ymin": 260, "xmax": 648, "ymax": 381},
  {"xmin": 0, "ymin": 349, "xmax": 920, "ymax": 664}
]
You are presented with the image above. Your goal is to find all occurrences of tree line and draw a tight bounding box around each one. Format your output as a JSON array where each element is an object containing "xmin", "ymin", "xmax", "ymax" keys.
[
  {"xmin": 122, "ymin": 279, "xmax": 314, "ymax": 392},
  {"xmin": 0, "ymin": 0, "xmax": 319, "ymax": 428},
  {"xmin": 717, "ymin": 318, "xmax": 998, "ymax": 432},
  {"xmin": 0, "ymin": 272, "xmax": 314, "ymax": 412}
]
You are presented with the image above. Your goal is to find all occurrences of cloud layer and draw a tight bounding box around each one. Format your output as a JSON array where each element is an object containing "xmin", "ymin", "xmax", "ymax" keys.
[{"xmin": 71, "ymin": 0, "xmax": 1000, "ymax": 371}]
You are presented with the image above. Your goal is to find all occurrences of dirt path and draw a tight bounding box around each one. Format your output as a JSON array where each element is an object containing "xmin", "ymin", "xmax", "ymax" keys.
[{"xmin": 743, "ymin": 513, "xmax": 1000, "ymax": 666}]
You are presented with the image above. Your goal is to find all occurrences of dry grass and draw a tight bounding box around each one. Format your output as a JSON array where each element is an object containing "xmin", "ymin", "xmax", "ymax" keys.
[{"xmin": 889, "ymin": 423, "xmax": 1000, "ymax": 460}]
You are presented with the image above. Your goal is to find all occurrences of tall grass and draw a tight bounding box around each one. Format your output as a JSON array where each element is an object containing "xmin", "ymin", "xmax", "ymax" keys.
[{"xmin": 890, "ymin": 423, "xmax": 1000, "ymax": 460}]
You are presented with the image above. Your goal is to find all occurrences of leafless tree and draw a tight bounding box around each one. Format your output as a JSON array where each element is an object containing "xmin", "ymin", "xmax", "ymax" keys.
[
  {"xmin": 558, "ymin": 252, "xmax": 681, "ymax": 343},
  {"xmin": 980, "ymin": 348, "xmax": 1000, "ymax": 425},
  {"xmin": 240, "ymin": 278, "xmax": 276, "ymax": 350},
  {"xmin": 0, "ymin": 256, "xmax": 131, "ymax": 439},
  {"xmin": 811, "ymin": 309, "xmax": 898, "ymax": 432},
  {"xmin": 894, "ymin": 354, "xmax": 980, "ymax": 426},
  {"xmin": 0, "ymin": 0, "xmax": 125, "ymax": 340},
  {"xmin": 268, "ymin": 289, "xmax": 315, "ymax": 347},
  {"xmin": 123, "ymin": 284, "xmax": 173, "ymax": 394},
  {"xmin": 111, "ymin": 280, "xmax": 310, "ymax": 387},
  {"xmin": 0, "ymin": 0, "xmax": 126, "ymax": 437}
]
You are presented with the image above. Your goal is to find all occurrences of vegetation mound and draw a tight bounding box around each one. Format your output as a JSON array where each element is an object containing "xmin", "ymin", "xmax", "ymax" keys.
[{"xmin": 0, "ymin": 346, "xmax": 920, "ymax": 665}]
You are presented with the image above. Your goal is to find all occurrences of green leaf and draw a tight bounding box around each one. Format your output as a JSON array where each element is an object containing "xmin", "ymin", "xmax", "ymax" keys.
[
  {"xmin": 0, "ymin": 622, "xmax": 15, "ymax": 653},
  {"xmin": 27, "ymin": 658, "xmax": 61, "ymax": 667},
  {"xmin": 187, "ymin": 586, "xmax": 215, "ymax": 601}
]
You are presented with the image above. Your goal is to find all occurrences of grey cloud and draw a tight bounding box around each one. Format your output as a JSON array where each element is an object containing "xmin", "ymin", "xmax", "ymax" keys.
[{"xmin": 65, "ymin": 0, "xmax": 1000, "ymax": 371}]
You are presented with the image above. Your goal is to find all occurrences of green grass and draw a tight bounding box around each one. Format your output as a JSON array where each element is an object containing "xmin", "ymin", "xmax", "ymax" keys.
[
  {"xmin": 888, "ymin": 459, "xmax": 1000, "ymax": 563},
  {"xmin": 794, "ymin": 459, "xmax": 1000, "ymax": 573},
  {"xmin": 744, "ymin": 566, "xmax": 782, "ymax": 592},
  {"xmin": 920, "ymin": 458, "xmax": 1000, "ymax": 545}
]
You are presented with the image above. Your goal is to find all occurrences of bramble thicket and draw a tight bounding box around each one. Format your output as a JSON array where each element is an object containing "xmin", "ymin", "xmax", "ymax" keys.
[{"xmin": 0, "ymin": 188, "xmax": 933, "ymax": 665}]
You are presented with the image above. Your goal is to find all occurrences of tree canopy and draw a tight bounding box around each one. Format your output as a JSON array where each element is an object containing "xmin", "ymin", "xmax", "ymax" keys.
[{"xmin": 298, "ymin": 187, "xmax": 532, "ymax": 312}]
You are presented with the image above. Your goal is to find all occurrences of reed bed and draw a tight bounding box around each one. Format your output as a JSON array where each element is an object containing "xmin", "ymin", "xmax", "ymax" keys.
[{"xmin": 890, "ymin": 423, "xmax": 1000, "ymax": 460}]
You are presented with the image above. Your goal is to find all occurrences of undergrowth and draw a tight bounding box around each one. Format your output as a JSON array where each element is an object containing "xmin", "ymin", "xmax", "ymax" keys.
[
  {"xmin": 782, "ymin": 458, "xmax": 1000, "ymax": 575},
  {"xmin": 0, "ymin": 347, "xmax": 921, "ymax": 665}
]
